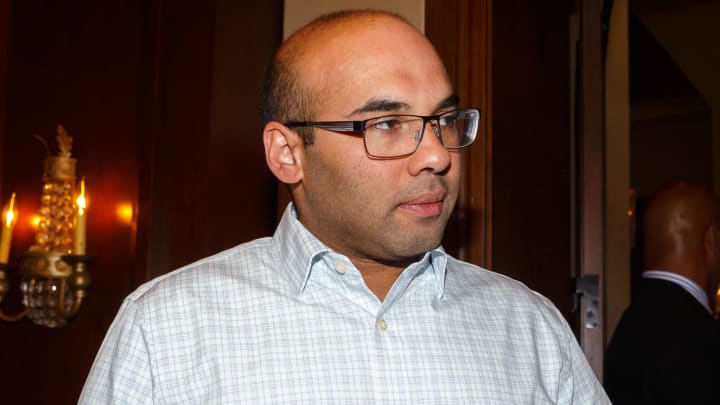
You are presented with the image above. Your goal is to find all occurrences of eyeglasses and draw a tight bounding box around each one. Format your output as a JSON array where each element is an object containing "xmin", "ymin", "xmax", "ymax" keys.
[{"xmin": 284, "ymin": 108, "xmax": 480, "ymax": 158}]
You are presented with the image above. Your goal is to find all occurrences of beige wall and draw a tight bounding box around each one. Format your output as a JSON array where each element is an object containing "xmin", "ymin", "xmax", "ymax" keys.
[{"xmin": 604, "ymin": 0, "xmax": 630, "ymax": 345}]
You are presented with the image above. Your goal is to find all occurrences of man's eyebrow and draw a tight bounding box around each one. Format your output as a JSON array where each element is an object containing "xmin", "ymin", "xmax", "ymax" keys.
[
  {"xmin": 437, "ymin": 94, "xmax": 460, "ymax": 110},
  {"xmin": 350, "ymin": 99, "xmax": 410, "ymax": 116},
  {"xmin": 348, "ymin": 94, "xmax": 460, "ymax": 117}
]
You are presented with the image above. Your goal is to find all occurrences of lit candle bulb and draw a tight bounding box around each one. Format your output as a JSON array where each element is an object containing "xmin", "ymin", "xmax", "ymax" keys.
[
  {"xmin": 74, "ymin": 179, "xmax": 88, "ymax": 255},
  {"xmin": 0, "ymin": 193, "xmax": 18, "ymax": 263}
]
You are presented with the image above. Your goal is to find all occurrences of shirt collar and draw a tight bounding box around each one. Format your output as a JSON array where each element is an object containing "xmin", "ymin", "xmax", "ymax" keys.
[
  {"xmin": 273, "ymin": 203, "xmax": 448, "ymax": 297},
  {"xmin": 273, "ymin": 203, "xmax": 330, "ymax": 294},
  {"xmin": 425, "ymin": 248, "xmax": 448, "ymax": 299},
  {"xmin": 642, "ymin": 270, "xmax": 712, "ymax": 314}
]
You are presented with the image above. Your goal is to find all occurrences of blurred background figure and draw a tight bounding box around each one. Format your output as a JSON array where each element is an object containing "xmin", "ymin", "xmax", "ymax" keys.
[{"xmin": 604, "ymin": 180, "xmax": 720, "ymax": 404}]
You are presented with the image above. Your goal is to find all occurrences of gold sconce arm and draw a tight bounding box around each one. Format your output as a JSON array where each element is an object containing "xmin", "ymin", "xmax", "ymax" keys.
[
  {"xmin": 57, "ymin": 255, "xmax": 93, "ymax": 319},
  {"xmin": 0, "ymin": 310, "xmax": 28, "ymax": 322},
  {"xmin": 0, "ymin": 264, "xmax": 28, "ymax": 322}
]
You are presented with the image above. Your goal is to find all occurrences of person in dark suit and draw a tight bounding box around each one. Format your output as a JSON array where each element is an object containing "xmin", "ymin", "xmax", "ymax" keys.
[{"xmin": 604, "ymin": 180, "xmax": 720, "ymax": 404}]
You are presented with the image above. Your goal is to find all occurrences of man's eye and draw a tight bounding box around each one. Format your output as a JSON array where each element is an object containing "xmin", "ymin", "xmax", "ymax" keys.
[
  {"xmin": 371, "ymin": 118, "xmax": 402, "ymax": 131},
  {"xmin": 439, "ymin": 115, "xmax": 457, "ymax": 126}
]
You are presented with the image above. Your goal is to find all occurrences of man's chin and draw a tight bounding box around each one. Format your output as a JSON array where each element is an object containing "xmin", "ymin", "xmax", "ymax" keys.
[{"xmin": 391, "ymin": 236, "xmax": 444, "ymax": 261}]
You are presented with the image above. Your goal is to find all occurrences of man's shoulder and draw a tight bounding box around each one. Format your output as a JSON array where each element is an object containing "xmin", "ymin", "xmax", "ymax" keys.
[
  {"xmin": 126, "ymin": 236, "xmax": 275, "ymax": 306},
  {"xmin": 445, "ymin": 256, "xmax": 535, "ymax": 293},
  {"xmin": 634, "ymin": 278, "xmax": 712, "ymax": 318},
  {"xmin": 444, "ymin": 256, "xmax": 561, "ymax": 314}
]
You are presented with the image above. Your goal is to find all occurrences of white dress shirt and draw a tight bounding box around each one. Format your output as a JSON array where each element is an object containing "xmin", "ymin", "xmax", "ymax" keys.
[{"xmin": 79, "ymin": 204, "xmax": 609, "ymax": 404}]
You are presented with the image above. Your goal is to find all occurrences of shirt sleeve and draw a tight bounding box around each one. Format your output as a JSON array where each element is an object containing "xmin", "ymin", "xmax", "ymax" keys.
[
  {"xmin": 557, "ymin": 321, "xmax": 611, "ymax": 404},
  {"xmin": 78, "ymin": 298, "xmax": 154, "ymax": 405}
]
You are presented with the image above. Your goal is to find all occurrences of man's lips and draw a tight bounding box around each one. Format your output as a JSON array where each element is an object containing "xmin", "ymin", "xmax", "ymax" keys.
[{"xmin": 399, "ymin": 193, "xmax": 446, "ymax": 216}]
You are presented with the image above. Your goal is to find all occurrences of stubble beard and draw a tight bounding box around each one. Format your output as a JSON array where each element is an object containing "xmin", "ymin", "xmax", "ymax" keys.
[{"xmin": 356, "ymin": 193, "xmax": 458, "ymax": 266}]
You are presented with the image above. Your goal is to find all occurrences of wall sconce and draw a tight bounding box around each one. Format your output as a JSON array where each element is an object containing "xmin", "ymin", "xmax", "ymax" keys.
[{"xmin": 0, "ymin": 125, "xmax": 93, "ymax": 327}]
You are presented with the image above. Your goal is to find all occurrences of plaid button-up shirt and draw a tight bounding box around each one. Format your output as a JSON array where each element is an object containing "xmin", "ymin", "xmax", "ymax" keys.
[{"xmin": 79, "ymin": 204, "xmax": 608, "ymax": 404}]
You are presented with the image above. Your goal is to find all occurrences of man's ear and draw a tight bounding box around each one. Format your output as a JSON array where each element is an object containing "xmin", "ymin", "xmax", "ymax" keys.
[{"xmin": 263, "ymin": 122, "xmax": 304, "ymax": 184}]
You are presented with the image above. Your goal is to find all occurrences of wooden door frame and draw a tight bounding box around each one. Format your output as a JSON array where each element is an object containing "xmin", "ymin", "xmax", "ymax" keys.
[
  {"xmin": 574, "ymin": 0, "xmax": 606, "ymax": 378},
  {"xmin": 426, "ymin": 0, "xmax": 493, "ymax": 268}
]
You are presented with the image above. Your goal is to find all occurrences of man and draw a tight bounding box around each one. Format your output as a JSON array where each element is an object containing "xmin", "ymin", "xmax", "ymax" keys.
[
  {"xmin": 80, "ymin": 10, "xmax": 607, "ymax": 403},
  {"xmin": 605, "ymin": 181, "xmax": 720, "ymax": 404}
]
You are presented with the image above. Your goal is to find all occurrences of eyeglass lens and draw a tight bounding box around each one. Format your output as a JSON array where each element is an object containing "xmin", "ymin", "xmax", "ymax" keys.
[{"xmin": 364, "ymin": 109, "xmax": 478, "ymax": 157}]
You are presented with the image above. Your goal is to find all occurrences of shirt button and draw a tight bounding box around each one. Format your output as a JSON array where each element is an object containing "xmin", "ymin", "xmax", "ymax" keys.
[
  {"xmin": 335, "ymin": 261, "xmax": 348, "ymax": 274},
  {"xmin": 376, "ymin": 318, "xmax": 388, "ymax": 332}
]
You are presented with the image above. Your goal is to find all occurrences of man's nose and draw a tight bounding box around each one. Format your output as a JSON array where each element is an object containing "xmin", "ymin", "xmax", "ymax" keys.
[{"xmin": 407, "ymin": 121, "xmax": 451, "ymax": 174}]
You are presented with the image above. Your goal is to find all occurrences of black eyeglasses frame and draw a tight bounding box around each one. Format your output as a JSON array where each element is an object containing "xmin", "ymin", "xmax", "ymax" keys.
[{"xmin": 284, "ymin": 108, "xmax": 480, "ymax": 159}]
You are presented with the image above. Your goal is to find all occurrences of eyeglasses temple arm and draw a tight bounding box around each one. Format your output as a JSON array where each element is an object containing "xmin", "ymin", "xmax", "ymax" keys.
[{"xmin": 284, "ymin": 121, "xmax": 364, "ymax": 132}]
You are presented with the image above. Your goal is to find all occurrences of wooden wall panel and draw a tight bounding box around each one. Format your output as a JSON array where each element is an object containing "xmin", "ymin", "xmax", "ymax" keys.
[
  {"xmin": 0, "ymin": 1, "xmax": 282, "ymax": 403},
  {"xmin": 428, "ymin": 0, "xmax": 575, "ymax": 320},
  {"xmin": 491, "ymin": 1, "xmax": 574, "ymax": 318},
  {"xmin": 141, "ymin": 0, "xmax": 218, "ymax": 277},
  {"xmin": 426, "ymin": 0, "xmax": 493, "ymax": 267},
  {"xmin": 0, "ymin": 0, "xmax": 9, "ymax": 182},
  {"xmin": 143, "ymin": 0, "xmax": 282, "ymax": 279}
]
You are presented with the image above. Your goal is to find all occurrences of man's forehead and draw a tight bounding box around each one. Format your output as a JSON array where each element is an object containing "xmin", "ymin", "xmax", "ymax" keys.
[
  {"xmin": 283, "ymin": 12, "xmax": 451, "ymax": 115},
  {"xmin": 348, "ymin": 94, "xmax": 459, "ymax": 116}
]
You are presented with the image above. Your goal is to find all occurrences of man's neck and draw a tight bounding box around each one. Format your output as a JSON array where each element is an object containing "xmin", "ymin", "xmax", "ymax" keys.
[
  {"xmin": 348, "ymin": 255, "xmax": 418, "ymax": 301},
  {"xmin": 359, "ymin": 267, "xmax": 405, "ymax": 301}
]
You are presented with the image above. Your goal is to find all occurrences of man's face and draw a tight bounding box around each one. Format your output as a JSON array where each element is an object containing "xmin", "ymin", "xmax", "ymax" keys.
[{"xmin": 293, "ymin": 18, "xmax": 462, "ymax": 268}]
